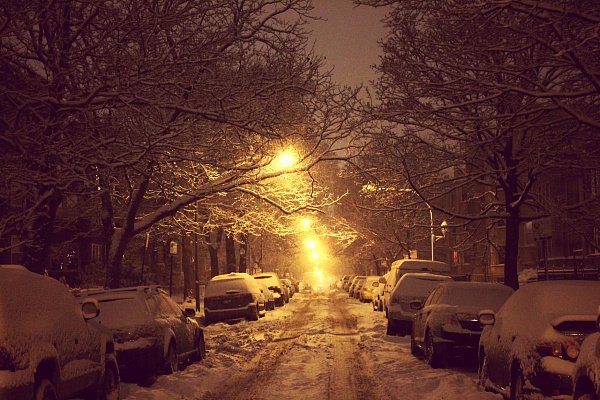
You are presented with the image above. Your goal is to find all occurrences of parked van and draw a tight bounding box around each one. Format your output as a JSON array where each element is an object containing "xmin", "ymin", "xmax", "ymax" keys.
[{"xmin": 382, "ymin": 259, "xmax": 450, "ymax": 317}]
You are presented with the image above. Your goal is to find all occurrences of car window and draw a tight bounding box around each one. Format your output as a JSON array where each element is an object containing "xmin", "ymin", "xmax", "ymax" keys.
[
  {"xmin": 161, "ymin": 293, "xmax": 183, "ymax": 316},
  {"xmin": 97, "ymin": 297, "xmax": 149, "ymax": 328},
  {"xmin": 146, "ymin": 295, "xmax": 163, "ymax": 317},
  {"xmin": 206, "ymin": 277, "xmax": 251, "ymax": 297},
  {"xmin": 425, "ymin": 287, "xmax": 441, "ymax": 306}
]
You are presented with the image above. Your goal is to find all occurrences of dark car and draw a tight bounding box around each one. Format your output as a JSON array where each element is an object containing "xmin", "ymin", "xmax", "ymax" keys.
[
  {"xmin": 0, "ymin": 265, "xmax": 120, "ymax": 400},
  {"xmin": 411, "ymin": 281, "xmax": 513, "ymax": 368},
  {"xmin": 204, "ymin": 273, "xmax": 266, "ymax": 323},
  {"xmin": 78, "ymin": 285, "xmax": 205, "ymax": 383},
  {"xmin": 478, "ymin": 280, "xmax": 600, "ymax": 399},
  {"xmin": 573, "ymin": 306, "xmax": 600, "ymax": 400}
]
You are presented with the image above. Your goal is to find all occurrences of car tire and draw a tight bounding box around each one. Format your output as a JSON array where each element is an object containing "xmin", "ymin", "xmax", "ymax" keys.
[
  {"xmin": 477, "ymin": 351, "xmax": 489, "ymax": 389},
  {"xmin": 410, "ymin": 330, "xmax": 420, "ymax": 357},
  {"xmin": 87, "ymin": 361, "xmax": 120, "ymax": 400},
  {"xmin": 248, "ymin": 305, "xmax": 259, "ymax": 321},
  {"xmin": 425, "ymin": 331, "xmax": 444, "ymax": 368},
  {"xmin": 386, "ymin": 318, "xmax": 397, "ymax": 336},
  {"xmin": 510, "ymin": 364, "xmax": 525, "ymax": 400},
  {"xmin": 34, "ymin": 378, "xmax": 58, "ymax": 400},
  {"xmin": 194, "ymin": 331, "xmax": 206, "ymax": 361},
  {"xmin": 163, "ymin": 343, "xmax": 178, "ymax": 375}
]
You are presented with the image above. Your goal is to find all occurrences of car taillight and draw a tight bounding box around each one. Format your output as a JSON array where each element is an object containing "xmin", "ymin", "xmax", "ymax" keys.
[
  {"xmin": 540, "ymin": 341, "xmax": 580, "ymax": 361},
  {"xmin": 0, "ymin": 347, "xmax": 14, "ymax": 371}
]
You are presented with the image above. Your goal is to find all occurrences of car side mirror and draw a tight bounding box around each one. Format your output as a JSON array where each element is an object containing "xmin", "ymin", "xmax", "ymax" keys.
[
  {"xmin": 184, "ymin": 307, "xmax": 196, "ymax": 318},
  {"xmin": 81, "ymin": 298, "xmax": 100, "ymax": 320},
  {"xmin": 409, "ymin": 300, "xmax": 422, "ymax": 310},
  {"xmin": 378, "ymin": 277, "xmax": 386, "ymax": 284},
  {"xmin": 478, "ymin": 309, "xmax": 496, "ymax": 326}
]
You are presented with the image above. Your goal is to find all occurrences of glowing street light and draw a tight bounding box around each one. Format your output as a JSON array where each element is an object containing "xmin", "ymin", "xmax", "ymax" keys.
[
  {"xmin": 311, "ymin": 251, "xmax": 320, "ymax": 260},
  {"xmin": 306, "ymin": 238, "xmax": 317, "ymax": 250},
  {"xmin": 273, "ymin": 149, "xmax": 297, "ymax": 171}
]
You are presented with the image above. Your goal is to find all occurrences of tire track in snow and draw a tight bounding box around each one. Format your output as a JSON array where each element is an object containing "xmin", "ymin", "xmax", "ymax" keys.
[
  {"xmin": 326, "ymin": 295, "xmax": 389, "ymax": 400},
  {"xmin": 200, "ymin": 297, "xmax": 318, "ymax": 400}
]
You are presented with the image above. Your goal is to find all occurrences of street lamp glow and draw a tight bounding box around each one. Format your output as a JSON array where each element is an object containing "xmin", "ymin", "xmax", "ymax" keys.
[
  {"xmin": 273, "ymin": 149, "xmax": 297, "ymax": 170},
  {"xmin": 311, "ymin": 251, "xmax": 320, "ymax": 260},
  {"xmin": 306, "ymin": 238, "xmax": 317, "ymax": 249}
]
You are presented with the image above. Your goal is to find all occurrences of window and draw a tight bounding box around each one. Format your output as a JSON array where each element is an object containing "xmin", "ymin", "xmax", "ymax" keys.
[{"xmin": 91, "ymin": 243, "xmax": 103, "ymax": 262}]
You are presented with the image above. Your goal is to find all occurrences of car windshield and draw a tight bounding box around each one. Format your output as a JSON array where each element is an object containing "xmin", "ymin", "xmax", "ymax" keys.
[
  {"xmin": 205, "ymin": 277, "xmax": 249, "ymax": 297},
  {"xmin": 399, "ymin": 276, "xmax": 450, "ymax": 297},
  {"xmin": 253, "ymin": 275, "xmax": 278, "ymax": 287},
  {"xmin": 447, "ymin": 285, "xmax": 512, "ymax": 309},
  {"xmin": 97, "ymin": 297, "xmax": 149, "ymax": 328}
]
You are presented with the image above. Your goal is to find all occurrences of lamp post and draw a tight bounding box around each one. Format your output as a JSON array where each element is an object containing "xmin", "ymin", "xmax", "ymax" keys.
[{"xmin": 169, "ymin": 240, "xmax": 177, "ymax": 296}]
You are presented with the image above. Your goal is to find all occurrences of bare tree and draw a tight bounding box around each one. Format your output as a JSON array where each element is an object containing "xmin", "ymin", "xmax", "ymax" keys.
[
  {"xmin": 357, "ymin": 0, "xmax": 600, "ymax": 289},
  {"xmin": 0, "ymin": 0, "xmax": 361, "ymax": 286}
]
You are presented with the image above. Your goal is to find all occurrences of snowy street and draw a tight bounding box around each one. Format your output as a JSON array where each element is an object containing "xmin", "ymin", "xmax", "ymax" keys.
[{"xmin": 121, "ymin": 291, "xmax": 502, "ymax": 400}]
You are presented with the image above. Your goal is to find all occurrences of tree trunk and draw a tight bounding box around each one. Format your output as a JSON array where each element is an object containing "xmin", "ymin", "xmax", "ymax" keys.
[
  {"xmin": 182, "ymin": 235, "xmax": 194, "ymax": 300},
  {"xmin": 106, "ymin": 175, "xmax": 150, "ymax": 288},
  {"xmin": 504, "ymin": 209, "xmax": 521, "ymax": 290},
  {"xmin": 225, "ymin": 234, "xmax": 236, "ymax": 273},
  {"xmin": 206, "ymin": 227, "xmax": 223, "ymax": 277},
  {"xmin": 22, "ymin": 187, "xmax": 62, "ymax": 274}
]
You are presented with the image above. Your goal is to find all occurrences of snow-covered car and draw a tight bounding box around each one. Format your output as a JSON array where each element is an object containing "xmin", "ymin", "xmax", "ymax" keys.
[
  {"xmin": 348, "ymin": 275, "xmax": 366, "ymax": 298},
  {"xmin": 359, "ymin": 275, "xmax": 381, "ymax": 302},
  {"xmin": 253, "ymin": 272, "xmax": 286, "ymax": 306},
  {"xmin": 411, "ymin": 281, "xmax": 514, "ymax": 368},
  {"xmin": 0, "ymin": 264, "xmax": 120, "ymax": 400},
  {"xmin": 387, "ymin": 273, "xmax": 453, "ymax": 336},
  {"xmin": 478, "ymin": 280, "xmax": 600, "ymax": 399},
  {"xmin": 78, "ymin": 285, "xmax": 205, "ymax": 383},
  {"xmin": 256, "ymin": 281, "xmax": 276, "ymax": 311},
  {"xmin": 343, "ymin": 275, "xmax": 356, "ymax": 291},
  {"xmin": 281, "ymin": 278, "xmax": 295, "ymax": 299},
  {"xmin": 573, "ymin": 306, "xmax": 600, "ymax": 400},
  {"xmin": 205, "ymin": 272, "xmax": 266, "ymax": 323},
  {"xmin": 372, "ymin": 273, "xmax": 388, "ymax": 312}
]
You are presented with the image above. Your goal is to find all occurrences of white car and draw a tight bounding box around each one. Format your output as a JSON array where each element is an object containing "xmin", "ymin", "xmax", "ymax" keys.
[
  {"xmin": 0, "ymin": 265, "xmax": 120, "ymax": 400},
  {"xmin": 253, "ymin": 272, "xmax": 286, "ymax": 306},
  {"xmin": 256, "ymin": 281, "xmax": 276, "ymax": 311},
  {"xmin": 204, "ymin": 272, "xmax": 266, "ymax": 323},
  {"xmin": 478, "ymin": 280, "xmax": 600, "ymax": 399}
]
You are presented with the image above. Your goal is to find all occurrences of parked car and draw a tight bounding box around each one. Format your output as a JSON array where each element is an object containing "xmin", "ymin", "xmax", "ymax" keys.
[
  {"xmin": 372, "ymin": 273, "xmax": 388, "ymax": 312},
  {"xmin": 349, "ymin": 275, "xmax": 366, "ymax": 298},
  {"xmin": 353, "ymin": 277, "xmax": 367, "ymax": 299},
  {"xmin": 253, "ymin": 272, "xmax": 286, "ymax": 306},
  {"xmin": 205, "ymin": 273, "xmax": 266, "ymax": 323},
  {"xmin": 281, "ymin": 278, "xmax": 295, "ymax": 299},
  {"xmin": 0, "ymin": 264, "xmax": 120, "ymax": 400},
  {"xmin": 256, "ymin": 281, "xmax": 276, "ymax": 311},
  {"xmin": 411, "ymin": 281, "xmax": 514, "ymax": 368},
  {"xmin": 478, "ymin": 280, "xmax": 600, "ymax": 399},
  {"xmin": 359, "ymin": 275, "xmax": 381, "ymax": 302},
  {"xmin": 341, "ymin": 275, "xmax": 351, "ymax": 290},
  {"xmin": 572, "ymin": 305, "xmax": 600, "ymax": 400},
  {"xmin": 343, "ymin": 275, "xmax": 356, "ymax": 291},
  {"xmin": 78, "ymin": 285, "xmax": 205, "ymax": 383},
  {"xmin": 383, "ymin": 259, "xmax": 450, "ymax": 317},
  {"xmin": 387, "ymin": 272, "xmax": 453, "ymax": 336}
]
